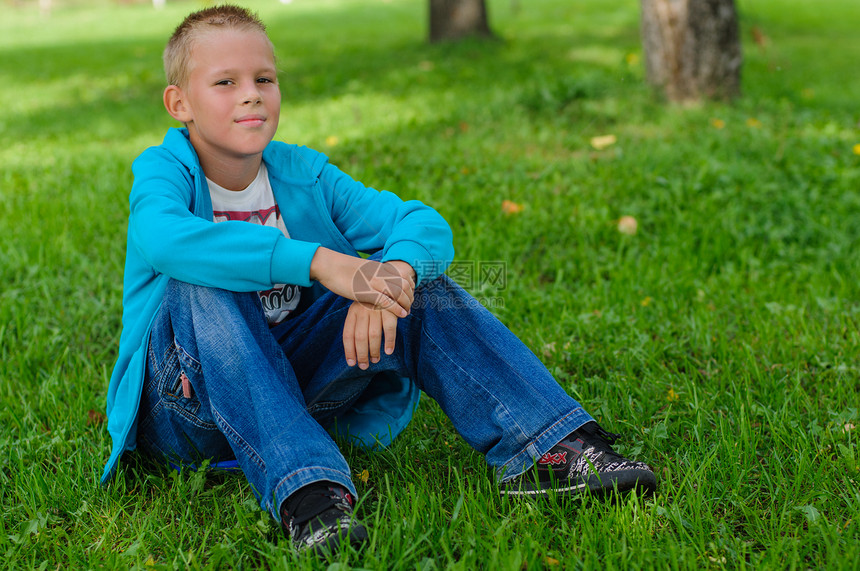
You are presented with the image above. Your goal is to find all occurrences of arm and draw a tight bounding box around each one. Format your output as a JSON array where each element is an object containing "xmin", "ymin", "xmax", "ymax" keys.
[
  {"xmin": 309, "ymin": 158, "xmax": 439, "ymax": 363},
  {"xmin": 341, "ymin": 260, "xmax": 416, "ymax": 368},
  {"xmin": 309, "ymin": 248, "xmax": 414, "ymax": 317},
  {"xmin": 318, "ymin": 161, "xmax": 454, "ymax": 285},
  {"xmin": 130, "ymin": 149, "xmax": 320, "ymax": 290}
]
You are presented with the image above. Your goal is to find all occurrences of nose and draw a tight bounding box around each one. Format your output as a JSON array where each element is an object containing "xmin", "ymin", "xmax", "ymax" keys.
[{"xmin": 242, "ymin": 84, "xmax": 262, "ymax": 105}]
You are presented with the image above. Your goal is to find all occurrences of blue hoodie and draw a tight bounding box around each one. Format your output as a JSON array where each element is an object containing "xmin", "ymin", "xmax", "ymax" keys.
[{"xmin": 102, "ymin": 128, "xmax": 454, "ymax": 483}]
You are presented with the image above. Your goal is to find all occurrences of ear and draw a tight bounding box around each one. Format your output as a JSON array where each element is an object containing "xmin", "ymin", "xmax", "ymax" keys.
[{"xmin": 163, "ymin": 85, "xmax": 192, "ymax": 123}]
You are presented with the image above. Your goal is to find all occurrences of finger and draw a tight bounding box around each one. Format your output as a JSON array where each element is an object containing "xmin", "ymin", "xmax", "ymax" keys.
[
  {"xmin": 389, "ymin": 269, "xmax": 415, "ymax": 309},
  {"xmin": 403, "ymin": 279, "xmax": 415, "ymax": 306},
  {"xmin": 368, "ymin": 311, "xmax": 383, "ymax": 364},
  {"xmin": 353, "ymin": 307, "xmax": 370, "ymax": 370},
  {"xmin": 377, "ymin": 275, "xmax": 413, "ymax": 316},
  {"xmin": 342, "ymin": 307, "xmax": 357, "ymax": 367},
  {"xmin": 394, "ymin": 280, "xmax": 414, "ymax": 312},
  {"xmin": 355, "ymin": 261, "xmax": 413, "ymax": 316},
  {"xmin": 375, "ymin": 269, "xmax": 412, "ymax": 306},
  {"xmin": 382, "ymin": 311, "xmax": 398, "ymax": 355},
  {"xmin": 357, "ymin": 289, "xmax": 409, "ymax": 318}
]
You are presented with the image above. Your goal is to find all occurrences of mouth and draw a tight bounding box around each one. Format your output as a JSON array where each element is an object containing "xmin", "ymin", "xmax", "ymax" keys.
[{"xmin": 235, "ymin": 115, "xmax": 266, "ymax": 127}]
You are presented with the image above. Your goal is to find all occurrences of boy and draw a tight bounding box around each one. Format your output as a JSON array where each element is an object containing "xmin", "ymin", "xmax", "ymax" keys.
[{"xmin": 102, "ymin": 4, "xmax": 656, "ymax": 554}]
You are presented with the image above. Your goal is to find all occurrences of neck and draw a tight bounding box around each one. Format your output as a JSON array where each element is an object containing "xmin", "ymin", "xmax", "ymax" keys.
[{"xmin": 198, "ymin": 152, "xmax": 262, "ymax": 191}]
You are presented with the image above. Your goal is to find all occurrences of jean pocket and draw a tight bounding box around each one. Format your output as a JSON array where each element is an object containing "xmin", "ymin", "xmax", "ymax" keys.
[
  {"xmin": 152, "ymin": 344, "xmax": 208, "ymax": 424},
  {"xmin": 160, "ymin": 371, "xmax": 201, "ymax": 412}
]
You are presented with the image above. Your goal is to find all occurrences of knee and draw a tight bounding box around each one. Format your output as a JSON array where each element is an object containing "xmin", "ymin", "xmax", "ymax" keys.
[
  {"xmin": 167, "ymin": 278, "xmax": 221, "ymax": 301},
  {"xmin": 165, "ymin": 279, "xmax": 263, "ymax": 321},
  {"xmin": 413, "ymin": 275, "xmax": 474, "ymax": 313}
]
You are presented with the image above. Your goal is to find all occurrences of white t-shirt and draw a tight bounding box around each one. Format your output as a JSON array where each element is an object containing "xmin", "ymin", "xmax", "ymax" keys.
[{"xmin": 208, "ymin": 163, "xmax": 301, "ymax": 325}]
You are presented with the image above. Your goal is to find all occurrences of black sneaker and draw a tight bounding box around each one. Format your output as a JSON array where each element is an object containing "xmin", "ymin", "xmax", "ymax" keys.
[
  {"xmin": 500, "ymin": 421, "xmax": 657, "ymax": 498},
  {"xmin": 280, "ymin": 482, "xmax": 368, "ymax": 554}
]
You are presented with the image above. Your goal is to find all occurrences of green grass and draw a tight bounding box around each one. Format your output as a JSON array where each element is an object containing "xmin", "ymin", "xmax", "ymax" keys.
[{"xmin": 2, "ymin": 0, "xmax": 859, "ymax": 568}]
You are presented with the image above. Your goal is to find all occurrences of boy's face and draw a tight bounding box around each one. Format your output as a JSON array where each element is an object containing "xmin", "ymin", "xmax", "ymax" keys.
[{"xmin": 165, "ymin": 28, "xmax": 280, "ymax": 171}]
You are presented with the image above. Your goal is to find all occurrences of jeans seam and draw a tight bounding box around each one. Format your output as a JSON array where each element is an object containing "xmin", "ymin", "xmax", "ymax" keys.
[
  {"xmin": 307, "ymin": 394, "xmax": 358, "ymax": 415},
  {"xmin": 148, "ymin": 332, "xmax": 176, "ymax": 380},
  {"xmin": 212, "ymin": 407, "xmax": 266, "ymax": 472},
  {"xmin": 137, "ymin": 398, "xmax": 164, "ymax": 443},
  {"xmin": 162, "ymin": 400, "xmax": 216, "ymax": 430},
  {"xmin": 415, "ymin": 313, "xmax": 529, "ymax": 444},
  {"xmin": 288, "ymin": 301, "xmax": 351, "ymax": 341},
  {"xmin": 174, "ymin": 339, "xmax": 203, "ymax": 372}
]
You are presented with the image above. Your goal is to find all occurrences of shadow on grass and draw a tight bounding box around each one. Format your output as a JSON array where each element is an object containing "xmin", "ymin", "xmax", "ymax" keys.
[{"xmin": 0, "ymin": 3, "xmax": 637, "ymax": 148}]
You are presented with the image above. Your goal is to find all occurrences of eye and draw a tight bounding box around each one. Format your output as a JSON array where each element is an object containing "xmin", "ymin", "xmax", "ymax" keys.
[
  {"xmin": 257, "ymin": 77, "xmax": 275, "ymax": 84},
  {"xmin": 215, "ymin": 79, "xmax": 234, "ymax": 86}
]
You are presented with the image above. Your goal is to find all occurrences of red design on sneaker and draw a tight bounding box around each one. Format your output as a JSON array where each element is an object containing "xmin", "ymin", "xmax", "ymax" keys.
[
  {"xmin": 500, "ymin": 421, "xmax": 657, "ymax": 498},
  {"xmin": 538, "ymin": 451, "xmax": 568, "ymax": 466}
]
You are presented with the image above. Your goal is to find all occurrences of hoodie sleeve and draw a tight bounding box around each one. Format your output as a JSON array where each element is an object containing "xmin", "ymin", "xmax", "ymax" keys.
[
  {"xmin": 315, "ymin": 159, "xmax": 455, "ymax": 285},
  {"xmin": 129, "ymin": 147, "xmax": 320, "ymax": 290}
]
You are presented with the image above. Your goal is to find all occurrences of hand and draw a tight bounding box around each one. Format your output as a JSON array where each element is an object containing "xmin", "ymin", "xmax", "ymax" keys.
[
  {"xmin": 310, "ymin": 248, "xmax": 414, "ymax": 318},
  {"xmin": 343, "ymin": 301, "xmax": 399, "ymax": 369},
  {"xmin": 383, "ymin": 259, "xmax": 417, "ymax": 286}
]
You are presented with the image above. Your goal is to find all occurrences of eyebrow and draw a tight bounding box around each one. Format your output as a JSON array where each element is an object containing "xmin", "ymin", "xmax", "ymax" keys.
[{"xmin": 207, "ymin": 66, "xmax": 278, "ymax": 77}]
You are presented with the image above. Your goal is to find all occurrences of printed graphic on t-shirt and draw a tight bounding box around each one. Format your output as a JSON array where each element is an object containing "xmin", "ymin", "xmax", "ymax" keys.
[
  {"xmin": 214, "ymin": 206, "xmax": 300, "ymax": 325},
  {"xmin": 209, "ymin": 165, "xmax": 301, "ymax": 326},
  {"xmin": 259, "ymin": 283, "xmax": 301, "ymax": 320},
  {"xmin": 213, "ymin": 206, "xmax": 280, "ymax": 226}
]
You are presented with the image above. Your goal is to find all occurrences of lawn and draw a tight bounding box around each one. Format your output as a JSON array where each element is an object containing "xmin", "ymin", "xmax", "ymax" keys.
[{"xmin": 1, "ymin": 0, "xmax": 859, "ymax": 568}]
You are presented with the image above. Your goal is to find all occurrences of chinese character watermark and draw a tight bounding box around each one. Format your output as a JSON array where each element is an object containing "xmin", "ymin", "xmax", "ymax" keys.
[{"xmin": 413, "ymin": 260, "xmax": 508, "ymax": 311}]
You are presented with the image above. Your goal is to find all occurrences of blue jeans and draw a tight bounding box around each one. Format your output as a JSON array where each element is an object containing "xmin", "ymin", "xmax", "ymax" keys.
[{"xmin": 136, "ymin": 274, "xmax": 594, "ymax": 520}]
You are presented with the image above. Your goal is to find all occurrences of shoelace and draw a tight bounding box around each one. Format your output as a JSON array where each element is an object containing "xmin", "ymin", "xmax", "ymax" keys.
[
  {"xmin": 593, "ymin": 425, "xmax": 621, "ymax": 446},
  {"xmin": 577, "ymin": 423, "xmax": 624, "ymax": 460}
]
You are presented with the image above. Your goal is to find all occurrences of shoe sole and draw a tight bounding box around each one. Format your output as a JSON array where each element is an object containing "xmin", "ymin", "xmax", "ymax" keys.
[
  {"xmin": 305, "ymin": 524, "xmax": 369, "ymax": 555},
  {"xmin": 500, "ymin": 468, "xmax": 657, "ymax": 498}
]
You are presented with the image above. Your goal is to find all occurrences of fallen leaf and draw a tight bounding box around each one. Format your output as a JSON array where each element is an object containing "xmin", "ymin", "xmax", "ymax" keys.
[
  {"xmin": 746, "ymin": 118, "xmax": 762, "ymax": 128},
  {"xmin": 751, "ymin": 26, "xmax": 768, "ymax": 47},
  {"xmin": 501, "ymin": 200, "xmax": 524, "ymax": 215},
  {"xmin": 617, "ymin": 215, "xmax": 637, "ymax": 235},
  {"xmin": 667, "ymin": 388, "xmax": 679, "ymax": 402},
  {"xmin": 853, "ymin": 144, "xmax": 860, "ymax": 156},
  {"xmin": 360, "ymin": 469, "xmax": 369, "ymax": 484},
  {"xmin": 544, "ymin": 557, "xmax": 560, "ymax": 566},
  {"xmin": 710, "ymin": 118, "xmax": 726, "ymax": 129},
  {"xmin": 625, "ymin": 53, "xmax": 640, "ymax": 66},
  {"xmin": 641, "ymin": 296, "xmax": 653, "ymax": 307},
  {"xmin": 590, "ymin": 134, "xmax": 617, "ymax": 150},
  {"xmin": 418, "ymin": 60, "xmax": 434, "ymax": 71},
  {"xmin": 87, "ymin": 409, "xmax": 106, "ymax": 426},
  {"xmin": 325, "ymin": 135, "xmax": 339, "ymax": 146}
]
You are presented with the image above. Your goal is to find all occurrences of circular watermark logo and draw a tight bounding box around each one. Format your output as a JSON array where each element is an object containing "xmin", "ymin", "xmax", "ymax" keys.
[{"xmin": 351, "ymin": 261, "xmax": 406, "ymax": 301}]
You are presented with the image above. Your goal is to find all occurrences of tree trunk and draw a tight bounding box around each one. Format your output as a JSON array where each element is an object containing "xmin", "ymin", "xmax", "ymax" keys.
[
  {"xmin": 641, "ymin": 0, "xmax": 742, "ymax": 102},
  {"xmin": 429, "ymin": 0, "xmax": 493, "ymax": 43}
]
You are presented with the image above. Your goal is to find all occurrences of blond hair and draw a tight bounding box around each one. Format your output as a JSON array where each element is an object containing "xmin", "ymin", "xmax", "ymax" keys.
[{"xmin": 163, "ymin": 4, "xmax": 272, "ymax": 87}]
